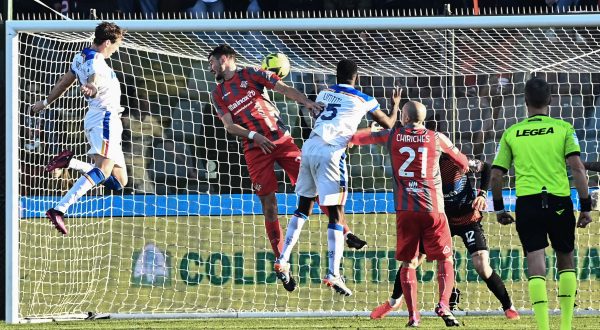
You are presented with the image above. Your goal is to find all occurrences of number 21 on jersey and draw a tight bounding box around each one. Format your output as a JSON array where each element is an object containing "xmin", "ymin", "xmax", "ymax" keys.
[{"xmin": 398, "ymin": 146, "xmax": 428, "ymax": 178}]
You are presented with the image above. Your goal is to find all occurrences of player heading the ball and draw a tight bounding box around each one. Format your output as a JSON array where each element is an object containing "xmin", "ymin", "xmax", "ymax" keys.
[{"xmin": 208, "ymin": 45, "xmax": 367, "ymax": 293}]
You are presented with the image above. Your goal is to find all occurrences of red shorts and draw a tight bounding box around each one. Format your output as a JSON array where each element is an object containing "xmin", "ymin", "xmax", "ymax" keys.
[
  {"xmin": 395, "ymin": 211, "xmax": 453, "ymax": 262},
  {"xmin": 244, "ymin": 137, "xmax": 301, "ymax": 196}
]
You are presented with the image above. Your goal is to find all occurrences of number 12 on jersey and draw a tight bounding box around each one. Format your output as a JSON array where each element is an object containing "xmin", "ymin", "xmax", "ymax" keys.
[{"xmin": 398, "ymin": 146, "xmax": 428, "ymax": 178}]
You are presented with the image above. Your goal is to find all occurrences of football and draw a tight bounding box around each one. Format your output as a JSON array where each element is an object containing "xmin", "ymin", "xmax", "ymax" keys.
[{"xmin": 261, "ymin": 53, "xmax": 291, "ymax": 79}]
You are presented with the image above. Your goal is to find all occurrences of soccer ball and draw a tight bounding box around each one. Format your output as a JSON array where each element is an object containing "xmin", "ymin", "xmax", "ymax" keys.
[{"xmin": 261, "ymin": 53, "xmax": 291, "ymax": 79}]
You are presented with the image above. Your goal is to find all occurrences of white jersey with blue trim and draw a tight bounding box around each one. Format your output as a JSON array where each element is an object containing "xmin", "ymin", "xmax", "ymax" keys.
[
  {"xmin": 311, "ymin": 84, "xmax": 380, "ymax": 147},
  {"xmin": 70, "ymin": 48, "xmax": 122, "ymax": 128}
]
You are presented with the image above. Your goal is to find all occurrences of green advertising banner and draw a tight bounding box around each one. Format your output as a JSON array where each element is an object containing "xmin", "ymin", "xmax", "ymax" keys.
[{"xmin": 20, "ymin": 213, "xmax": 600, "ymax": 316}]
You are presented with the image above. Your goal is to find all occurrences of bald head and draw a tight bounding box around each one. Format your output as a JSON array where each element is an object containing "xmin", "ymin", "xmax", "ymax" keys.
[{"xmin": 402, "ymin": 101, "xmax": 427, "ymax": 124}]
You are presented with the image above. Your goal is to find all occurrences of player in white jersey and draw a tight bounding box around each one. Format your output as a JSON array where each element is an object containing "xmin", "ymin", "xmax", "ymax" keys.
[
  {"xmin": 31, "ymin": 22, "xmax": 127, "ymax": 235},
  {"xmin": 274, "ymin": 59, "xmax": 401, "ymax": 295}
]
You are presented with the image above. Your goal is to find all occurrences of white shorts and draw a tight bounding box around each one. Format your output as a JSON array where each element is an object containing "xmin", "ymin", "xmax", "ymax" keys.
[
  {"xmin": 84, "ymin": 110, "xmax": 126, "ymax": 169},
  {"xmin": 295, "ymin": 137, "xmax": 348, "ymax": 206}
]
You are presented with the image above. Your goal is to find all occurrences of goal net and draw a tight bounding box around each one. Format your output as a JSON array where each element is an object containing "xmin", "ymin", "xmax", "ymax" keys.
[{"xmin": 8, "ymin": 14, "xmax": 600, "ymax": 321}]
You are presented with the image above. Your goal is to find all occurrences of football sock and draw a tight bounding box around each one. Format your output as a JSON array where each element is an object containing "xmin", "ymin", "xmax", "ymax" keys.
[
  {"xmin": 390, "ymin": 266, "xmax": 403, "ymax": 307},
  {"xmin": 392, "ymin": 265, "xmax": 404, "ymax": 299},
  {"xmin": 68, "ymin": 158, "xmax": 94, "ymax": 173},
  {"xmin": 55, "ymin": 168, "xmax": 105, "ymax": 213},
  {"xmin": 401, "ymin": 267, "xmax": 418, "ymax": 319},
  {"xmin": 68, "ymin": 159, "xmax": 122, "ymax": 191},
  {"xmin": 437, "ymin": 259, "xmax": 455, "ymax": 307},
  {"xmin": 529, "ymin": 276, "xmax": 549, "ymax": 330},
  {"xmin": 279, "ymin": 212, "xmax": 308, "ymax": 263},
  {"xmin": 327, "ymin": 223, "xmax": 344, "ymax": 276},
  {"xmin": 264, "ymin": 219, "xmax": 284, "ymax": 258},
  {"xmin": 483, "ymin": 271, "xmax": 512, "ymax": 311},
  {"xmin": 558, "ymin": 269, "xmax": 576, "ymax": 330},
  {"xmin": 103, "ymin": 175, "xmax": 123, "ymax": 191}
]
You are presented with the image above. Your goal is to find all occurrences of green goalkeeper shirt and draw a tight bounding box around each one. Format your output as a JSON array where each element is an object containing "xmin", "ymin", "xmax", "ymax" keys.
[{"xmin": 492, "ymin": 114, "xmax": 581, "ymax": 197}]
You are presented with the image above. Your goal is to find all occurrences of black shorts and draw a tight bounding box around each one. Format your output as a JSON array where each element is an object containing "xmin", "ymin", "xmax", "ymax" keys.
[
  {"xmin": 450, "ymin": 222, "xmax": 488, "ymax": 254},
  {"xmin": 515, "ymin": 194, "xmax": 576, "ymax": 253}
]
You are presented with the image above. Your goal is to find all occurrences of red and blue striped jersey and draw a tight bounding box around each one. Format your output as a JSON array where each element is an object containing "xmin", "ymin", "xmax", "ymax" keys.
[
  {"xmin": 211, "ymin": 67, "xmax": 288, "ymax": 152},
  {"xmin": 351, "ymin": 125, "xmax": 469, "ymax": 213}
]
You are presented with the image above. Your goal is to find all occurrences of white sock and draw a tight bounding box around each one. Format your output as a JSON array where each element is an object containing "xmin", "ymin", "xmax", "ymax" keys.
[
  {"xmin": 279, "ymin": 213, "xmax": 308, "ymax": 263},
  {"xmin": 344, "ymin": 230, "xmax": 352, "ymax": 239},
  {"xmin": 69, "ymin": 158, "xmax": 94, "ymax": 174},
  {"xmin": 327, "ymin": 224, "xmax": 344, "ymax": 277},
  {"xmin": 55, "ymin": 174, "xmax": 97, "ymax": 213},
  {"xmin": 389, "ymin": 297, "xmax": 401, "ymax": 307}
]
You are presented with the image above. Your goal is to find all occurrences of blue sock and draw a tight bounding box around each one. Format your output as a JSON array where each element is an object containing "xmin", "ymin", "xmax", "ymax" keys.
[{"xmin": 103, "ymin": 175, "xmax": 123, "ymax": 191}]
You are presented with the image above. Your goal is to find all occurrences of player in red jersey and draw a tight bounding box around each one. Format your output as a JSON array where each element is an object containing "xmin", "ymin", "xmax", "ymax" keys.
[
  {"xmin": 371, "ymin": 154, "xmax": 519, "ymax": 321},
  {"xmin": 351, "ymin": 101, "xmax": 468, "ymax": 327},
  {"xmin": 208, "ymin": 44, "xmax": 366, "ymax": 292}
]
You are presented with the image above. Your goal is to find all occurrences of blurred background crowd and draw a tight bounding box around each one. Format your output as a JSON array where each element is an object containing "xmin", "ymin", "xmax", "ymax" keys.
[
  {"xmin": 9, "ymin": 1, "xmax": 600, "ymax": 198},
  {"xmin": 12, "ymin": 0, "xmax": 600, "ymax": 18}
]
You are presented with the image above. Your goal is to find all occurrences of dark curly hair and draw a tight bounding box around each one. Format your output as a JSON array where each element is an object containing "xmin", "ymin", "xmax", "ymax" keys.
[{"xmin": 93, "ymin": 21, "xmax": 124, "ymax": 46}]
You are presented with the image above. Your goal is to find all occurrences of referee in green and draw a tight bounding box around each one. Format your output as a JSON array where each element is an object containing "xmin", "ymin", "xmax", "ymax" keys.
[{"xmin": 490, "ymin": 77, "xmax": 592, "ymax": 330}]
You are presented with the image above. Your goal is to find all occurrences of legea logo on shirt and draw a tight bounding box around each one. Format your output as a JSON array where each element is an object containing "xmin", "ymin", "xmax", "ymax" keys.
[{"xmin": 240, "ymin": 80, "xmax": 248, "ymax": 89}]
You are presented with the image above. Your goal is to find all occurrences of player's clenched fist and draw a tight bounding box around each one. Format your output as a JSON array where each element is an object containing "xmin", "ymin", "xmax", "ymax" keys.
[
  {"xmin": 30, "ymin": 100, "xmax": 47, "ymax": 113},
  {"xmin": 80, "ymin": 83, "xmax": 98, "ymax": 98}
]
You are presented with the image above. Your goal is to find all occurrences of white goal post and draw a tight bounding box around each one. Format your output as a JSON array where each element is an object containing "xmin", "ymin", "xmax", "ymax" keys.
[{"xmin": 6, "ymin": 14, "xmax": 600, "ymax": 324}]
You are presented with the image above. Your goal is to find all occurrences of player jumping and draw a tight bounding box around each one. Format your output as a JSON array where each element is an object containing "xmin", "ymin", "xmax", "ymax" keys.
[
  {"xmin": 207, "ymin": 45, "xmax": 367, "ymax": 292},
  {"xmin": 274, "ymin": 59, "xmax": 400, "ymax": 296},
  {"xmin": 31, "ymin": 22, "xmax": 127, "ymax": 235}
]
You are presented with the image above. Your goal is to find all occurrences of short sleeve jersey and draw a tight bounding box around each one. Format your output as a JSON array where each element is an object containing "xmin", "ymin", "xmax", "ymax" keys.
[
  {"xmin": 492, "ymin": 114, "xmax": 580, "ymax": 197},
  {"xmin": 211, "ymin": 67, "xmax": 287, "ymax": 152},
  {"xmin": 70, "ymin": 48, "xmax": 122, "ymax": 112},
  {"xmin": 312, "ymin": 84, "xmax": 380, "ymax": 147}
]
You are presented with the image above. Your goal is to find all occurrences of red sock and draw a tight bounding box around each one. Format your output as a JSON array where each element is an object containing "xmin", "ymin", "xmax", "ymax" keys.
[
  {"xmin": 437, "ymin": 259, "xmax": 455, "ymax": 307},
  {"xmin": 264, "ymin": 219, "xmax": 283, "ymax": 258},
  {"xmin": 401, "ymin": 267, "xmax": 419, "ymax": 319},
  {"xmin": 318, "ymin": 204, "xmax": 350, "ymax": 234}
]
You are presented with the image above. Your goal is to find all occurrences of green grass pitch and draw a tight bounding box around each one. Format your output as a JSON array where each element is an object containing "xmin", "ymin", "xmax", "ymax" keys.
[{"xmin": 15, "ymin": 212, "xmax": 600, "ymax": 327}]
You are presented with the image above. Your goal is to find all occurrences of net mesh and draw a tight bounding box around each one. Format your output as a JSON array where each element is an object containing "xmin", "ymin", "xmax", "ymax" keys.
[{"xmin": 15, "ymin": 19, "xmax": 600, "ymax": 318}]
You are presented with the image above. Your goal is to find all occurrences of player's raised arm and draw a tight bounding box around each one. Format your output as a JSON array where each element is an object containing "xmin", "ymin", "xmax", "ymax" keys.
[
  {"xmin": 350, "ymin": 129, "xmax": 390, "ymax": 146},
  {"xmin": 437, "ymin": 132, "xmax": 468, "ymax": 173},
  {"xmin": 273, "ymin": 80, "xmax": 322, "ymax": 115},
  {"xmin": 31, "ymin": 71, "xmax": 77, "ymax": 113},
  {"xmin": 371, "ymin": 86, "xmax": 401, "ymax": 129}
]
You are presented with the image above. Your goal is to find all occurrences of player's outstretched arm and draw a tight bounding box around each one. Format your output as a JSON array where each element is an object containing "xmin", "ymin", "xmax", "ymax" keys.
[
  {"xmin": 31, "ymin": 71, "xmax": 77, "ymax": 113},
  {"xmin": 273, "ymin": 80, "xmax": 322, "ymax": 115},
  {"xmin": 568, "ymin": 155, "xmax": 592, "ymax": 228},
  {"xmin": 371, "ymin": 87, "xmax": 402, "ymax": 129},
  {"xmin": 584, "ymin": 161, "xmax": 600, "ymax": 172},
  {"xmin": 349, "ymin": 129, "xmax": 390, "ymax": 147}
]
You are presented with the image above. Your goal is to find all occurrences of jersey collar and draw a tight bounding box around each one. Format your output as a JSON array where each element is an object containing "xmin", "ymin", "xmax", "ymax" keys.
[{"xmin": 528, "ymin": 114, "xmax": 548, "ymax": 118}]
